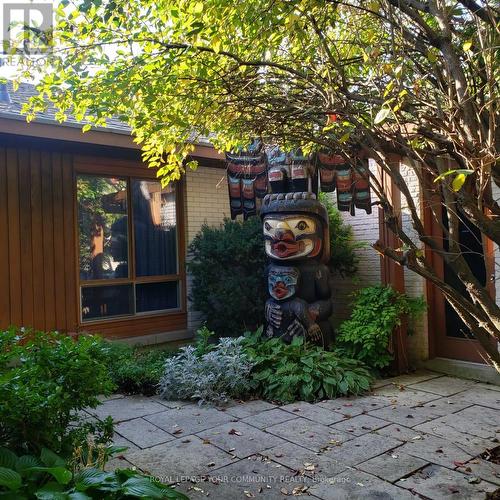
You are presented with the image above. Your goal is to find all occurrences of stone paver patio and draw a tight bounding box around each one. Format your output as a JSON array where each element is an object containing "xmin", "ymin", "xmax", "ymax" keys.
[{"xmin": 92, "ymin": 370, "xmax": 500, "ymax": 499}]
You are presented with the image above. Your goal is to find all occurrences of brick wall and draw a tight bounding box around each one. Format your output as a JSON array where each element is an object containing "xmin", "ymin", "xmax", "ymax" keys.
[
  {"xmin": 184, "ymin": 165, "xmax": 231, "ymax": 331},
  {"xmin": 399, "ymin": 159, "xmax": 429, "ymax": 364}
]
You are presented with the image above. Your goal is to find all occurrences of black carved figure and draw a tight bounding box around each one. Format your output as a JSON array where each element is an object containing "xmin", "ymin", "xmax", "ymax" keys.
[{"xmin": 261, "ymin": 192, "xmax": 334, "ymax": 347}]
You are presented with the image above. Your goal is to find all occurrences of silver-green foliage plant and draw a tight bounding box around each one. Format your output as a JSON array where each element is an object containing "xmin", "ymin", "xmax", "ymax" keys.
[{"xmin": 160, "ymin": 334, "xmax": 254, "ymax": 405}]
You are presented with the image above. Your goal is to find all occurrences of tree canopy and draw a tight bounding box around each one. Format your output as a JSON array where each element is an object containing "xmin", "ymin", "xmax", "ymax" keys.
[{"xmin": 9, "ymin": 0, "xmax": 500, "ymax": 368}]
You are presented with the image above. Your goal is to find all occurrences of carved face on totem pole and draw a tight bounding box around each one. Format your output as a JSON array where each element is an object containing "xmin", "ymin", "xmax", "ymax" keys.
[{"xmin": 261, "ymin": 193, "xmax": 330, "ymax": 264}]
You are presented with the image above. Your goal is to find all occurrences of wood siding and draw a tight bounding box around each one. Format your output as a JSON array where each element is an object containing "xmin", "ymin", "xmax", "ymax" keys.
[{"xmin": 0, "ymin": 138, "xmax": 187, "ymax": 338}]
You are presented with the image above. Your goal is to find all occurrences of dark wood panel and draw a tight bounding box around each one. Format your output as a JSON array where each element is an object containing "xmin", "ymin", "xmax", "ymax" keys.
[
  {"xmin": 62, "ymin": 154, "xmax": 78, "ymax": 332},
  {"xmin": 51, "ymin": 153, "xmax": 67, "ymax": 329},
  {"xmin": 80, "ymin": 312, "xmax": 187, "ymax": 338},
  {"xmin": 18, "ymin": 149, "xmax": 34, "ymax": 327},
  {"xmin": 41, "ymin": 150, "xmax": 56, "ymax": 330},
  {"xmin": 0, "ymin": 148, "xmax": 9, "ymax": 327},
  {"xmin": 30, "ymin": 150, "xmax": 45, "ymax": 330},
  {"xmin": 6, "ymin": 148, "xmax": 22, "ymax": 325}
]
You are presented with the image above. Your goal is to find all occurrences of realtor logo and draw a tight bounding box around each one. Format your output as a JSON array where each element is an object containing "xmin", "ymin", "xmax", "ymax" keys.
[{"xmin": 2, "ymin": 1, "xmax": 53, "ymax": 54}]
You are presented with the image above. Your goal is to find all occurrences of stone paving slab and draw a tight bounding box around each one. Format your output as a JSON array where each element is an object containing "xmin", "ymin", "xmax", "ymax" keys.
[
  {"xmin": 408, "ymin": 376, "xmax": 478, "ymax": 396},
  {"xmin": 454, "ymin": 387, "xmax": 500, "ymax": 410},
  {"xmin": 330, "ymin": 414, "xmax": 391, "ymax": 437},
  {"xmin": 241, "ymin": 408, "xmax": 299, "ymax": 430},
  {"xmin": 280, "ymin": 401, "xmax": 346, "ymax": 425},
  {"xmin": 396, "ymin": 463, "xmax": 498, "ymax": 499},
  {"xmin": 115, "ymin": 417, "xmax": 175, "ymax": 449},
  {"xmin": 316, "ymin": 395, "xmax": 392, "ymax": 417},
  {"xmin": 397, "ymin": 432, "xmax": 475, "ymax": 469},
  {"xmin": 126, "ymin": 435, "xmax": 235, "ymax": 478},
  {"xmin": 261, "ymin": 441, "xmax": 347, "ymax": 478},
  {"xmin": 102, "ymin": 373, "xmax": 500, "ymax": 499},
  {"xmin": 224, "ymin": 400, "xmax": 277, "ymax": 418},
  {"xmin": 368, "ymin": 403, "xmax": 442, "ymax": 427},
  {"xmin": 323, "ymin": 432, "xmax": 402, "ymax": 467},
  {"xmin": 457, "ymin": 458, "xmax": 500, "ymax": 486},
  {"xmin": 89, "ymin": 396, "xmax": 167, "ymax": 423},
  {"xmin": 357, "ymin": 450, "xmax": 429, "ymax": 482},
  {"xmin": 372, "ymin": 370, "xmax": 443, "ymax": 389},
  {"xmin": 308, "ymin": 468, "xmax": 416, "ymax": 499},
  {"xmin": 197, "ymin": 421, "xmax": 287, "ymax": 458},
  {"xmin": 175, "ymin": 455, "xmax": 310, "ymax": 499},
  {"xmin": 266, "ymin": 417, "xmax": 353, "ymax": 452},
  {"xmin": 413, "ymin": 413, "xmax": 499, "ymax": 455},
  {"xmin": 374, "ymin": 423, "xmax": 427, "ymax": 442},
  {"xmin": 372, "ymin": 385, "xmax": 442, "ymax": 406},
  {"xmin": 144, "ymin": 404, "xmax": 234, "ymax": 436}
]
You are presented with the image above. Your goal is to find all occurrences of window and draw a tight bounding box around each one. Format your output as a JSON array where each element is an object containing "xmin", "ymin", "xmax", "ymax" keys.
[{"xmin": 77, "ymin": 174, "xmax": 181, "ymax": 322}]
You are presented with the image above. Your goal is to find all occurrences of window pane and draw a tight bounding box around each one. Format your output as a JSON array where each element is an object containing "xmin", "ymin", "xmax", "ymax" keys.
[
  {"xmin": 132, "ymin": 180, "xmax": 177, "ymax": 277},
  {"xmin": 81, "ymin": 284, "xmax": 133, "ymax": 320},
  {"xmin": 77, "ymin": 175, "xmax": 129, "ymax": 280},
  {"xmin": 136, "ymin": 281, "xmax": 179, "ymax": 313}
]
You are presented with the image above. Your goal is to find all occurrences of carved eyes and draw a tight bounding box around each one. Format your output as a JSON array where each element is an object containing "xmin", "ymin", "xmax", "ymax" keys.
[
  {"xmin": 296, "ymin": 220, "xmax": 309, "ymax": 231},
  {"xmin": 264, "ymin": 222, "xmax": 272, "ymax": 231}
]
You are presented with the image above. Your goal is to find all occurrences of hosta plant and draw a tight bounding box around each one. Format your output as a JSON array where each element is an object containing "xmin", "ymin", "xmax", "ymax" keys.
[
  {"xmin": 0, "ymin": 446, "xmax": 187, "ymax": 499},
  {"xmin": 242, "ymin": 329, "xmax": 373, "ymax": 403}
]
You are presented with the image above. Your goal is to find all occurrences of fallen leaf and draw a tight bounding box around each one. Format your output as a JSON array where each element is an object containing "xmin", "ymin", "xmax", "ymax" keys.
[
  {"xmin": 228, "ymin": 429, "xmax": 242, "ymax": 436},
  {"xmin": 293, "ymin": 408, "xmax": 301, "ymax": 412},
  {"xmin": 202, "ymin": 439, "xmax": 211, "ymax": 444},
  {"xmin": 448, "ymin": 486, "xmax": 460, "ymax": 493},
  {"xmin": 468, "ymin": 477, "xmax": 481, "ymax": 484},
  {"xmin": 244, "ymin": 491, "xmax": 255, "ymax": 498},
  {"xmin": 406, "ymin": 415, "xmax": 414, "ymax": 419},
  {"xmin": 435, "ymin": 449, "xmax": 444, "ymax": 454},
  {"xmin": 412, "ymin": 436, "xmax": 422, "ymax": 440},
  {"xmin": 173, "ymin": 429, "xmax": 183, "ymax": 435},
  {"xmin": 274, "ymin": 453, "xmax": 284, "ymax": 458},
  {"xmin": 207, "ymin": 462, "xmax": 216, "ymax": 467},
  {"xmin": 280, "ymin": 487, "xmax": 289, "ymax": 495},
  {"xmin": 453, "ymin": 461, "xmax": 466, "ymax": 467},
  {"xmin": 181, "ymin": 439, "xmax": 191, "ymax": 444}
]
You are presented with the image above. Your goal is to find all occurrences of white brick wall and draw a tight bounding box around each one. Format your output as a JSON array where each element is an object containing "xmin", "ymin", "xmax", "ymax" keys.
[
  {"xmin": 400, "ymin": 158, "xmax": 429, "ymax": 363},
  {"xmin": 184, "ymin": 166, "xmax": 231, "ymax": 331}
]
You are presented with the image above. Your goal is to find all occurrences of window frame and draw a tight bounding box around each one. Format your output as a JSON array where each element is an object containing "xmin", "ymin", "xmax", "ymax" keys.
[{"xmin": 74, "ymin": 157, "xmax": 186, "ymax": 325}]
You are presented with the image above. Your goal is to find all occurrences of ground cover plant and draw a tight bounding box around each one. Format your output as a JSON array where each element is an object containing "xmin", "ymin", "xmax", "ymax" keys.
[
  {"xmin": 0, "ymin": 446, "xmax": 188, "ymax": 499},
  {"xmin": 160, "ymin": 328, "xmax": 254, "ymax": 405},
  {"xmin": 0, "ymin": 328, "xmax": 114, "ymax": 455},
  {"xmin": 242, "ymin": 328, "xmax": 373, "ymax": 403},
  {"xmin": 102, "ymin": 341, "xmax": 176, "ymax": 396},
  {"xmin": 336, "ymin": 285, "xmax": 427, "ymax": 372}
]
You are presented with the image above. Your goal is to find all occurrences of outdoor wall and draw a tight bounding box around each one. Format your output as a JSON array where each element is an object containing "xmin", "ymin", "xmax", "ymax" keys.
[
  {"xmin": 184, "ymin": 165, "xmax": 231, "ymax": 331},
  {"xmin": 329, "ymin": 161, "xmax": 382, "ymax": 327},
  {"xmin": 399, "ymin": 158, "xmax": 429, "ymax": 364}
]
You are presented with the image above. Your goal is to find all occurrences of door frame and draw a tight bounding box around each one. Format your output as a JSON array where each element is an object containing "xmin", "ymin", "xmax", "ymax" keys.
[{"xmin": 423, "ymin": 178, "xmax": 496, "ymax": 364}]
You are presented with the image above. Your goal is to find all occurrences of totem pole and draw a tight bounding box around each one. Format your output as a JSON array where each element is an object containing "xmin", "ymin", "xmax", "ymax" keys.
[{"xmin": 226, "ymin": 142, "xmax": 371, "ymax": 348}]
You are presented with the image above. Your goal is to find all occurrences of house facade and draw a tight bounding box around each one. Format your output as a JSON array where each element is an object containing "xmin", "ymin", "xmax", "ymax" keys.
[{"xmin": 0, "ymin": 82, "xmax": 498, "ymax": 380}]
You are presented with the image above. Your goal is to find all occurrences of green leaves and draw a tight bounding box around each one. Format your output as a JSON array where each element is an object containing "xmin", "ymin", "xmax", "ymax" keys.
[
  {"xmin": 336, "ymin": 285, "xmax": 426, "ymax": 372},
  {"xmin": 374, "ymin": 107, "xmax": 391, "ymax": 125},
  {"xmin": 0, "ymin": 467, "xmax": 22, "ymax": 491},
  {"xmin": 242, "ymin": 330, "xmax": 374, "ymax": 403}
]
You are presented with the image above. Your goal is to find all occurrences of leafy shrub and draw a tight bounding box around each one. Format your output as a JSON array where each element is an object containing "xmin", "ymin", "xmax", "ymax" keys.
[
  {"xmin": 242, "ymin": 329, "xmax": 373, "ymax": 403},
  {"xmin": 187, "ymin": 216, "xmax": 267, "ymax": 337},
  {"xmin": 0, "ymin": 328, "xmax": 114, "ymax": 455},
  {"xmin": 336, "ymin": 285, "xmax": 427, "ymax": 371},
  {"xmin": 160, "ymin": 331, "xmax": 254, "ymax": 405},
  {"xmin": 188, "ymin": 201, "xmax": 361, "ymax": 336},
  {"xmin": 101, "ymin": 342, "xmax": 175, "ymax": 396},
  {"xmin": 0, "ymin": 446, "xmax": 187, "ymax": 499},
  {"xmin": 319, "ymin": 192, "xmax": 362, "ymax": 277}
]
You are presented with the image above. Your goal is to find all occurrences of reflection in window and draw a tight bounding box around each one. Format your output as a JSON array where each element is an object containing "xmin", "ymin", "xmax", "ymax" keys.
[
  {"xmin": 81, "ymin": 284, "xmax": 133, "ymax": 320},
  {"xmin": 136, "ymin": 281, "xmax": 179, "ymax": 313},
  {"xmin": 132, "ymin": 180, "xmax": 177, "ymax": 277},
  {"xmin": 77, "ymin": 175, "xmax": 129, "ymax": 280}
]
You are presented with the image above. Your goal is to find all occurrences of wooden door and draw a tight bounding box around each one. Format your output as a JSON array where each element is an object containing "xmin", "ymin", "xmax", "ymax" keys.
[{"xmin": 424, "ymin": 190, "xmax": 496, "ymax": 364}]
